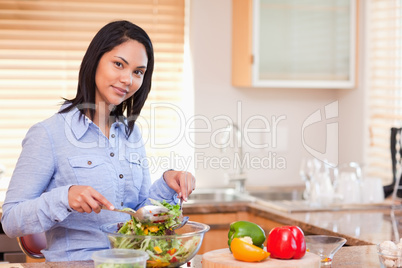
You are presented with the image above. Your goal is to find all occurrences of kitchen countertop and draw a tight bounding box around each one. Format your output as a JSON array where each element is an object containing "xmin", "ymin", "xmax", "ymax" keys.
[
  {"xmin": 0, "ymin": 187, "xmax": 396, "ymax": 267},
  {"xmin": 0, "ymin": 257, "xmax": 201, "ymax": 267},
  {"xmin": 183, "ymin": 200, "xmax": 400, "ymax": 246},
  {"xmin": 0, "ymin": 246, "xmax": 380, "ymax": 267}
]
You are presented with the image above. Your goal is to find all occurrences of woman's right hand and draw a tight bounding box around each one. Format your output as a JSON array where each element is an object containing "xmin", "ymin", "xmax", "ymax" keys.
[{"xmin": 68, "ymin": 185, "xmax": 114, "ymax": 213}]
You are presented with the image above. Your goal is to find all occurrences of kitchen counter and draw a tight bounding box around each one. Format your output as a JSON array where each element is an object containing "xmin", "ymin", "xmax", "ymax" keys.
[
  {"xmin": 0, "ymin": 245, "xmax": 380, "ymax": 267},
  {"xmin": 183, "ymin": 199, "xmax": 400, "ymax": 247},
  {"xmin": 0, "ymin": 187, "xmax": 395, "ymax": 267},
  {"xmin": 180, "ymin": 197, "xmax": 397, "ymax": 267},
  {"xmin": 2, "ymin": 257, "xmax": 202, "ymax": 267}
]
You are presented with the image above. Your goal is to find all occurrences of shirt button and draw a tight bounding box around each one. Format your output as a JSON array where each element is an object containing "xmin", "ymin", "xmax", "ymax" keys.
[
  {"xmin": 67, "ymin": 208, "xmax": 72, "ymax": 212},
  {"xmin": 87, "ymin": 161, "xmax": 92, "ymax": 165},
  {"xmin": 119, "ymin": 174, "xmax": 124, "ymax": 179},
  {"xmin": 55, "ymin": 219, "xmax": 59, "ymax": 222},
  {"xmin": 121, "ymin": 202, "xmax": 124, "ymax": 206},
  {"xmin": 110, "ymin": 152, "xmax": 115, "ymax": 157},
  {"xmin": 111, "ymin": 134, "xmax": 115, "ymax": 138}
]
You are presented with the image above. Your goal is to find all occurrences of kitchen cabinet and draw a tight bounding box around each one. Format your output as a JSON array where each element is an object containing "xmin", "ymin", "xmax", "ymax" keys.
[
  {"xmin": 190, "ymin": 211, "xmax": 284, "ymax": 254},
  {"xmin": 232, "ymin": 0, "xmax": 358, "ymax": 89},
  {"xmin": 190, "ymin": 212, "xmax": 241, "ymax": 254}
]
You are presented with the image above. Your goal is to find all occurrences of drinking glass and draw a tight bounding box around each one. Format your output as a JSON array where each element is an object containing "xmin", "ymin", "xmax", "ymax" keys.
[
  {"xmin": 360, "ymin": 177, "xmax": 384, "ymax": 203},
  {"xmin": 299, "ymin": 158, "xmax": 317, "ymax": 200},
  {"xmin": 310, "ymin": 169, "xmax": 335, "ymax": 207},
  {"xmin": 334, "ymin": 172, "xmax": 361, "ymax": 204},
  {"xmin": 333, "ymin": 162, "xmax": 363, "ymax": 204}
]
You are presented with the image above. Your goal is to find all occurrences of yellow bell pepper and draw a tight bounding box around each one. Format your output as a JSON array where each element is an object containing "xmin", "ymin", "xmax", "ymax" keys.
[
  {"xmin": 230, "ymin": 237, "xmax": 270, "ymax": 262},
  {"xmin": 148, "ymin": 225, "xmax": 159, "ymax": 233},
  {"xmin": 154, "ymin": 246, "xmax": 163, "ymax": 254}
]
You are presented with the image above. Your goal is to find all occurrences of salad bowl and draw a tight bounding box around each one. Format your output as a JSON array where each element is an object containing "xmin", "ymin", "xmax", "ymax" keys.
[{"xmin": 101, "ymin": 221, "xmax": 210, "ymax": 268}]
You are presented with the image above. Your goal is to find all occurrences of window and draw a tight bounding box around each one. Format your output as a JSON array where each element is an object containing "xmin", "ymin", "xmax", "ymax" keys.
[
  {"xmin": 367, "ymin": 0, "xmax": 402, "ymax": 185},
  {"xmin": 0, "ymin": 0, "xmax": 188, "ymax": 181}
]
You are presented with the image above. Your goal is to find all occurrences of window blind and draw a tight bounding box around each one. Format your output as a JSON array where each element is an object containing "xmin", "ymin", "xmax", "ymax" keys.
[
  {"xmin": 367, "ymin": 0, "xmax": 402, "ymax": 185},
  {"xmin": 0, "ymin": 0, "xmax": 185, "ymax": 179}
]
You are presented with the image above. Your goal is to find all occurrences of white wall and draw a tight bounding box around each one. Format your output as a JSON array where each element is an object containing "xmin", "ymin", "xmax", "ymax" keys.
[{"xmin": 189, "ymin": 0, "xmax": 366, "ymax": 189}]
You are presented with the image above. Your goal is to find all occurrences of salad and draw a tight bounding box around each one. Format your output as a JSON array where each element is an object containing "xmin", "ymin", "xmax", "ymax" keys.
[
  {"xmin": 108, "ymin": 199, "xmax": 200, "ymax": 268},
  {"xmin": 117, "ymin": 199, "xmax": 182, "ymax": 236}
]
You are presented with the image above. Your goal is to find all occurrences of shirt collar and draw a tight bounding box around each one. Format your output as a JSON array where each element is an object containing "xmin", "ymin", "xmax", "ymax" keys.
[
  {"xmin": 60, "ymin": 104, "xmax": 91, "ymax": 140},
  {"xmin": 60, "ymin": 104, "xmax": 129, "ymax": 140}
]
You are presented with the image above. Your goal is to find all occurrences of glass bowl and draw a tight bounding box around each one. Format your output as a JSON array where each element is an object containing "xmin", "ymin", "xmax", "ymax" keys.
[
  {"xmin": 305, "ymin": 235, "xmax": 347, "ymax": 266},
  {"xmin": 101, "ymin": 221, "xmax": 210, "ymax": 268},
  {"xmin": 92, "ymin": 249, "xmax": 149, "ymax": 268},
  {"xmin": 377, "ymin": 242, "xmax": 402, "ymax": 268}
]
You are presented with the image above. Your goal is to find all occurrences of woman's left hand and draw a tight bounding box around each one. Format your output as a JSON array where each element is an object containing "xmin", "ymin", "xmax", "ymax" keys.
[{"xmin": 163, "ymin": 170, "xmax": 196, "ymax": 201}]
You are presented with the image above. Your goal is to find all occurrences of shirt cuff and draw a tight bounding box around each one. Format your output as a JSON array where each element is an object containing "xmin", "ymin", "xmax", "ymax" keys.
[
  {"xmin": 156, "ymin": 177, "xmax": 179, "ymax": 204},
  {"xmin": 48, "ymin": 184, "xmax": 74, "ymax": 222}
]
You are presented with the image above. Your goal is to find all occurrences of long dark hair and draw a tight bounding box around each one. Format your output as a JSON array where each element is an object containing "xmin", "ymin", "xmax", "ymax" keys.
[{"xmin": 60, "ymin": 20, "xmax": 154, "ymax": 137}]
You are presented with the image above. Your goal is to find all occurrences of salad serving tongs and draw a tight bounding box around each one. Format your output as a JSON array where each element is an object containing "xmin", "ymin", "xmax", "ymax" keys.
[{"xmin": 101, "ymin": 205, "xmax": 173, "ymax": 223}]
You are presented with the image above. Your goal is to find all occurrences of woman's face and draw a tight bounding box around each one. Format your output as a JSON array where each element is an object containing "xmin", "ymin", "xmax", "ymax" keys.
[{"xmin": 94, "ymin": 39, "xmax": 148, "ymax": 107}]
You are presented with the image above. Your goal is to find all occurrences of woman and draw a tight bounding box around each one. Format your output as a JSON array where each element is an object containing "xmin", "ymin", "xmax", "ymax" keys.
[{"xmin": 1, "ymin": 20, "xmax": 195, "ymax": 261}]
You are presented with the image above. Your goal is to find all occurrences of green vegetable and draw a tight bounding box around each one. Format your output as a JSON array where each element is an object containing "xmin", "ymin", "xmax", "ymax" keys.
[
  {"xmin": 109, "ymin": 199, "xmax": 199, "ymax": 267},
  {"xmin": 149, "ymin": 199, "xmax": 182, "ymax": 232},
  {"xmin": 228, "ymin": 221, "xmax": 266, "ymax": 252}
]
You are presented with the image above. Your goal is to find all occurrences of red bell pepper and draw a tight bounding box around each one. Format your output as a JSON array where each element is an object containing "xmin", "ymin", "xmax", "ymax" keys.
[{"xmin": 266, "ymin": 226, "xmax": 306, "ymax": 259}]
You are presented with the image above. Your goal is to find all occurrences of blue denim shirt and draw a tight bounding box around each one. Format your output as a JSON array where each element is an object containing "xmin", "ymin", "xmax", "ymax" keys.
[{"xmin": 1, "ymin": 106, "xmax": 178, "ymax": 261}]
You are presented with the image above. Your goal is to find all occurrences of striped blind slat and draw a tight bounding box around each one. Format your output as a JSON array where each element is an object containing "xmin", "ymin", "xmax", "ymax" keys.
[{"xmin": 367, "ymin": 0, "xmax": 402, "ymax": 186}]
